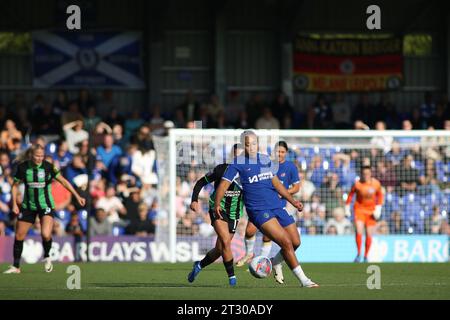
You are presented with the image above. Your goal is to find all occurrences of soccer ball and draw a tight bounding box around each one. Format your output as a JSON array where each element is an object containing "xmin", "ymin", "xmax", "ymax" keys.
[{"xmin": 249, "ymin": 255, "xmax": 272, "ymax": 279}]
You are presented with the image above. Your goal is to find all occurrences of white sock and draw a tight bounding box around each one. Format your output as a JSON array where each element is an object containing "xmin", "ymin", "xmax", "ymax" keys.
[
  {"xmin": 292, "ymin": 265, "xmax": 309, "ymax": 283},
  {"xmin": 260, "ymin": 241, "xmax": 273, "ymax": 257},
  {"xmin": 245, "ymin": 236, "xmax": 256, "ymax": 256},
  {"xmin": 272, "ymin": 250, "xmax": 284, "ymax": 266}
]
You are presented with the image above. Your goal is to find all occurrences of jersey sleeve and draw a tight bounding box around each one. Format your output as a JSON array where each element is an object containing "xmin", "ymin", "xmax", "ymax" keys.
[
  {"xmin": 222, "ymin": 164, "xmax": 239, "ymax": 183},
  {"xmin": 13, "ymin": 163, "xmax": 25, "ymax": 183},
  {"xmin": 50, "ymin": 162, "xmax": 61, "ymax": 179},
  {"xmin": 204, "ymin": 165, "xmax": 222, "ymax": 183},
  {"xmin": 289, "ymin": 163, "xmax": 300, "ymax": 185},
  {"xmin": 346, "ymin": 184, "xmax": 356, "ymax": 205}
]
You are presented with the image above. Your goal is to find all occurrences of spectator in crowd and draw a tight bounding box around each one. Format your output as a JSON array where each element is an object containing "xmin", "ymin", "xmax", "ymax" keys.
[
  {"xmin": 386, "ymin": 141, "xmax": 404, "ymax": 166},
  {"xmin": 96, "ymin": 134, "xmax": 123, "ymax": 170},
  {"xmin": 32, "ymin": 102, "xmax": 61, "ymax": 136},
  {"xmin": 418, "ymin": 92, "xmax": 436, "ymax": 129},
  {"xmin": 0, "ymin": 104, "xmax": 15, "ymax": 130},
  {"xmin": 104, "ymin": 108, "xmax": 125, "ymax": 128},
  {"xmin": 15, "ymin": 107, "xmax": 31, "ymax": 136},
  {"xmin": 89, "ymin": 208, "xmax": 113, "ymax": 237},
  {"xmin": 97, "ymin": 89, "xmax": 117, "ymax": 119},
  {"xmin": 374, "ymin": 160, "xmax": 397, "ymax": 188},
  {"xmin": 31, "ymin": 94, "xmax": 45, "ymax": 115},
  {"xmin": 131, "ymin": 130, "xmax": 158, "ymax": 186},
  {"xmin": 352, "ymin": 93, "xmax": 375, "ymax": 128},
  {"xmin": 126, "ymin": 203, "xmax": 155, "ymax": 236},
  {"xmin": 177, "ymin": 90, "xmax": 201, "ymax": 124},
  {"xmin": 271, "ymin": 92, "xmax": 294, "ymax": 129},
  {"xmin": 370, "ymin": 121, "xmax": 393, "ymax": 154},
  {"xmin": 296, "ymin": 170, "xmax": 316, "ymax": 202},
  {"xmin": 234, "ymin": 111, "xmax": 250, "ymax": 129},
  {"xmin": 396, "ymin": 154, "xmax": 420, "ymax": 196},
  {"xmin": 426, "ymin": 206, "xmax": 448, "ymax": 234},
  {"xmin": 396, "ymin": 119, "xmax": 421, "ymax": 145},
  {"xmin": 65, "ymin": 212, "xmax": 84, "ymax": 261},
  {"xmin": 205, "ymin": 94, "xmax": 224, "ymax": 127},
  {"xmin": 325, "ymin": 225, "xmax": 338, "ymax": 235},
  {"xmin": 331, "ymin": 93, "xmax": 352, "ymax": 129},
  {"xmin": 225, "ymin": 90, "xmax": 245, "ymax": 126},
  {"xmin": 308, "ymin": 94, "xmax": 333, "ymax": 129},
  {"xmin": 324, "ymin": 207, "xmax": 353, "ymax": 235},
  {"xmin": 376, "ymin": 220, "xmax": 390, "ymax": 235},
  {"xmin": 65, "ymin": 154, "xmax": 87, "ymax": 183},
  {"xmin": 61, "ymin": 101, "xmax": 83, "ymax": 125},
  {"xmin": 255, "ymin": 107, "xmax": 280, "ymax": 129},
  {"xmin": 63, "ymin": 120, "xmax": 89, "ymax": 154},
  {"xmin": 52, "ymin": 90, "xmax": 68, "ymax": 114},
  {"xmin": 52, "ymin": 140, "xmax": 73, "ymax": 171},
  {"xmin": 245, "ymin": 93, "xmax": 265, "ymax": 128},
  {"xmin": 148, "ymin": 105, "xmax": 166, "ymax": 136},
  {"xmin": 51, "ymin": 175, "xmax": 72, "ymax": 211},
  {"xmin": 124, "ymin": 109, "xmax": 145, "ymax": 141},
  {"xmin": 96, "ymin": 185, "xmax": 127, "ymax": 224},
  {"xmin": 77, "ymin": 89, "xmax": 96, "ymax": 116},
  {"xmin": 123, "ymin": 188, "xmax": 142, "ymax": 223},
  {"xmin": 84, "ymin": 105, "xmax": 102, "ymax": 132},
  {"xmin": 377, "ymin": 94, "xmax": 399, "ymax": 129},
  {"xmin": 0, "ymin": 120, "xmax": 22, "ymax": 151}
]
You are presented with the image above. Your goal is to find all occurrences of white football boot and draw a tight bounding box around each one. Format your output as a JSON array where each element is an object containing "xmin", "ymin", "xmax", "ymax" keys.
[
  {"xmin": 273, "ymin": 263, "xmax": 285, "ymax": 284},
  {"xmin": 3, "ymin": 266, "xmax": 21, "ymax": 274},
  {"xmin": 44, "ymin": 257, "xmax": 53, "ymax": 273},
  {"xmin": 301, "ymin": 278, "xmax": 319, "ymax": 288}
]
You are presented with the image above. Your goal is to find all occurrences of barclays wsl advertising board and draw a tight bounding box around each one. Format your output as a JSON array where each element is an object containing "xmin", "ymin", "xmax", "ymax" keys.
[
  {"xmin": 32, "ymin": 30, "xmax": 145, "ymax": 89},
  {"xmin": 0, "ymin": 235, "xmax": 447, "ymax": 263}
]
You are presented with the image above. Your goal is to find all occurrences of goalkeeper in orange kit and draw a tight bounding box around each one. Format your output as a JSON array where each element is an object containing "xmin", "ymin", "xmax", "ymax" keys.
[{"xmin": 345, "ymin": 166, "xmax": 383, "ymax": 263}]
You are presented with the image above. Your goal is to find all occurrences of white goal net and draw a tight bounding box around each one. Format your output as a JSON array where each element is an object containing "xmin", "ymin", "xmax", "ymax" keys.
[{"xmin": 155, "ymin": 129, "xmax": 450, "ymax": 262}]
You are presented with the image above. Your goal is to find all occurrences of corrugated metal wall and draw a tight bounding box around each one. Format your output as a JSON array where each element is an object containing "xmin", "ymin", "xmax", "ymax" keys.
[
  {"xmin": 226, "ymin": 31, "xmax": 279, "ymax": 91},
  {"xmin": 160, "ymin": 30, "xmax": 212, "ymax": 109}
]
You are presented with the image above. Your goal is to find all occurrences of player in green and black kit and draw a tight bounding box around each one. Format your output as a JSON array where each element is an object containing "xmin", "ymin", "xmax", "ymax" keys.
[
  {"xmin": 188, "ymin": 143, "xmax": 243, "ymax": 286},
  {"xmin": 3, "ymin": 144, "xmax": 86, "ymax": 274}
]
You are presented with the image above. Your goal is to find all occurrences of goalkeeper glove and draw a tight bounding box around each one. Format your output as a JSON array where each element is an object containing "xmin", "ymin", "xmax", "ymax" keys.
[
  {"xmin": 344, "ymin": 205, "xmax": 351, "ymax": 218},
  {"xmin": 373, "ymin": 205, "xmax": 382, "ymax": 220}
]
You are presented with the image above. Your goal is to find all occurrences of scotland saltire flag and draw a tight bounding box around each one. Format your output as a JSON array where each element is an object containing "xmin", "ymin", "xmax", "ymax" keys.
[{"xmin": 32, "ymin": 30, "xmax": 145, "ymax": 89}]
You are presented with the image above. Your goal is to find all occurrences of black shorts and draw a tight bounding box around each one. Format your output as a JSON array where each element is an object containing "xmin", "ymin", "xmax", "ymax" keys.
[
  {"xmin": 18, "ymin": 208, "xmax": 54, "ymax": 224},
  {"xmin": 209, "ymin": 210, "xmax": 239, "ymax": 234}
]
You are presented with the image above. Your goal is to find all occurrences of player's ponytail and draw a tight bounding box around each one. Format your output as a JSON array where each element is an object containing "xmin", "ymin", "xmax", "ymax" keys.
[{"xmin": 13, "ymin": 143, "xmax": 45, "ymax": 163}]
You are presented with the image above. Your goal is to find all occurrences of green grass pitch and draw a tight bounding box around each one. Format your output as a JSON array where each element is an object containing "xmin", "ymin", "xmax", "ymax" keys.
[{"xmin": 0, "ymin": 262, "xmax": 449, "ymax": 300}]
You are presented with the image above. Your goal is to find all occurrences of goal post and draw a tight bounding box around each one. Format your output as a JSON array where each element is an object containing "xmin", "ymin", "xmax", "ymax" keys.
[{"xmin": 155, "ymin": 129, "xmax": 450, "ymax": 263}]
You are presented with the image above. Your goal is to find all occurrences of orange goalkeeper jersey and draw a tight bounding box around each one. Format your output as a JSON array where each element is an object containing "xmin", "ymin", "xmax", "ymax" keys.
[{"xmin": 346, "ymin": 178, "xmax": 383, "ymax": 215}]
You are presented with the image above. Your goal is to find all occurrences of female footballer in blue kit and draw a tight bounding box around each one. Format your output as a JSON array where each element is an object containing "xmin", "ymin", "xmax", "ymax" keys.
[
  {"xmin": 215, "ymin": 131, "xmax": 318, "ymax": 288},
  {"xmin": 236, "ymin": 141, "xmax": 300, "ymax": 277}
]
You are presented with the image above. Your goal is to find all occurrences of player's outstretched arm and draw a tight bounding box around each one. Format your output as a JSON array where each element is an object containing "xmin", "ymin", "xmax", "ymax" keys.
[
  {"xmin": 345, "ymin": 184, "xmax": 356, "ymax": 217},
  {"xmin": 272, "ymin": 176, "xmax": 302, "ymax": 211},
  {"xmin": 190, "ymin": 176, "xmax": 209, "ymax": 212},
  {"xmin": 55, "ymin": 175, "xmax": 86, "ymax": 207},
  {"xmin": 214, "ymin": 179, "xmax": 231, "ymax": 218}
]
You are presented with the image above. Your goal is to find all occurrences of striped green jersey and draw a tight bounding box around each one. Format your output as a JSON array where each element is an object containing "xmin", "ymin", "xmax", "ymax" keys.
[
  {"xmin": 205, "ymin": 163, "xmax": 243, "ymax": 220},
  {"xmin": 14, "ymin": 160, "xmax": 60, "ymax": 211}
]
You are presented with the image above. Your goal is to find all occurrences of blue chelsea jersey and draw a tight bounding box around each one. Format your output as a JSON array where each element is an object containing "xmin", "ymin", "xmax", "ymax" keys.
[{"xmin": 222, "ymin": 153, "xmax": 284, "ymax": 212}]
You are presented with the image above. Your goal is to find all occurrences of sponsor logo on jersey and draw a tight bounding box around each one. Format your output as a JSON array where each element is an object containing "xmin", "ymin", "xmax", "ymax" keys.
[
  {"xmin": 224, "ymin": 191, "xmax": 241, "ymax": 197},
  {"xmin": 27, "ymin": 182, "xmax": 46, "ymax": 188}
]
